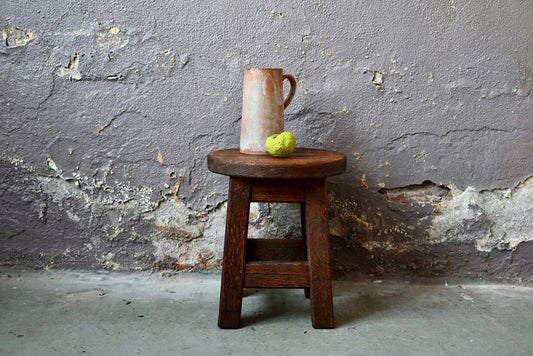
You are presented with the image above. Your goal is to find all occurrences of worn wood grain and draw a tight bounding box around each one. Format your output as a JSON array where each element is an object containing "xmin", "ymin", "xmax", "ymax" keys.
[
  {"xmin": 218, "ymin": 177, "xmax": 250, "ymax": 329},
  {"xmin": 246, "ymin": 239, "xmax": 306, "ymax": 261},
  {"xmin": 301, "ymin": 201, "xmax": 311, "ymax": 299},
  {"xmin": 207, "ymin": 148, "xmax": 346, "ymax": 179},
  {"xmin": 305, "ymin": 178, "xmax": 334, "ymax": 328},
  {"xmin": 245, "ymin": 261, "xmax": 310, "ymax": 288},
  {"xmin": 251, "ymin": 179, "xmax": 305, "ymax": 202}
]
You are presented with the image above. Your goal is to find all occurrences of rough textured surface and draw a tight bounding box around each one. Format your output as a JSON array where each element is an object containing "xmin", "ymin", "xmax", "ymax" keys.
[
  {"xmin": 1, "ymin": 269, "xmax": 533, "ymax": 355},
  {"xmin": 1, "ymin": 1, "xmax": 532, "ymax": 281}
]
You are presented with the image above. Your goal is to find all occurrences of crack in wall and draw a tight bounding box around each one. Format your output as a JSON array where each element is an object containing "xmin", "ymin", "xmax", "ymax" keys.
[
  {"xmin": 385, "ymin": 126, "xmax": 512, "ymax": 150},
  {"xmin": 96, "ymin": 116, "xmax": 117, "ymax": 136}
]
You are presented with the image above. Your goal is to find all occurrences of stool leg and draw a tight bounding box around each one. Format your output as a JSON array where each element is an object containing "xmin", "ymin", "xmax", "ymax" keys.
[
  {"xmin": 305, "ymin": 179, "xmax": 334, "ymax": 329},
  {"xmin": 300, "ymin": 202, "xmax": 310, "ymax": 299},
  {"xmin": 218, "ymin": 177, "xmax": 250, "ymax": 329}
]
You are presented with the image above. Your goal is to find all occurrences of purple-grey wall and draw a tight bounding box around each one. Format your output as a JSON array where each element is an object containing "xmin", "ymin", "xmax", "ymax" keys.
[{"xmin": 1, "ymin": 1, "xmax": 532, "ymax": 281}]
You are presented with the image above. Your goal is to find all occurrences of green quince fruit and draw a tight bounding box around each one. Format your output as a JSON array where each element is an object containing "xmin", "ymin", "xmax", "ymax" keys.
[{"xmin": 265, "ymin": 132, "xmax": 297, "ymax": 158}]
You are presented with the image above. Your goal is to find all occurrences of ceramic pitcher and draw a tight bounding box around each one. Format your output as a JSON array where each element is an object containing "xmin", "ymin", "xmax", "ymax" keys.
[{"xmin": 240, "ymin": 68, "xmax": 297, "ymax": 154}]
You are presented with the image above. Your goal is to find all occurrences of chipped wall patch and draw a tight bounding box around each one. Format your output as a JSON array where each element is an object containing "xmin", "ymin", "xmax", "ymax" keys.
[
  {"xmin": 372, "ymin": 71, "xmax": 384, "ymax": 89},
  {"xmin": 97, "ymin": 27, "xmax": 125, "ymax": 47},
  {"xmin": 428, "ymin": 177, "xmax": 533, "ymax": 252},
  {"xmin": 57, "ymin": 53, "xmax": 81, "ymax": 81},
  {"xmin": 46, "ymin": 157, "xmax": 63, "ymax": 175},
  {"xmin": 379, "ymin": 181, "xmax": 451, "ymax": 205},
  {"xmin": 360, "ymin": 174, "xmax": 369, "ymax": 189},
  {"xmin": 3, "ymin": 19, "xmax": 34, "ymax": 48},
  {"xmin": 157, "ymin": 148, "xmax": 164, "ymax": 165}
]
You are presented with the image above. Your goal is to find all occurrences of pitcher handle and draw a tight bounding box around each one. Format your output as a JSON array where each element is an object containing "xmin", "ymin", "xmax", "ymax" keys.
[{"xmin": 283, "ymin": 74, "xmax": 297, "ymax": 109}]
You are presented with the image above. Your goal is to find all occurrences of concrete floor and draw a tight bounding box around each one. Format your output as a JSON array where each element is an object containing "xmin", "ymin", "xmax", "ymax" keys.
[{"xmin": 1, "ymin": 269, "xmax": 532, "ymax": 356}]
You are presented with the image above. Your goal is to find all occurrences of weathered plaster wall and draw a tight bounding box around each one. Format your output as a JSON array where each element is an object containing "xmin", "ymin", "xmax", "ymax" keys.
[{"xmin": 1, "ymin": 1, "xmax": 532, "ymax": 281}]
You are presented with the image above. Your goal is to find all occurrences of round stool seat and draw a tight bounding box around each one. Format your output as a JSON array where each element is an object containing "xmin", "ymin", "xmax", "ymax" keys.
[{"xmin": 207, "ymin": 148, "xmax": 346, "ymax": 179}]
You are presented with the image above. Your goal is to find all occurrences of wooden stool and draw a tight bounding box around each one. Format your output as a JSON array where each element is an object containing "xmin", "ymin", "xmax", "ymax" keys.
[{"xmin": 207, "ymin": 148, "xmax": 346, "ymax": 329}]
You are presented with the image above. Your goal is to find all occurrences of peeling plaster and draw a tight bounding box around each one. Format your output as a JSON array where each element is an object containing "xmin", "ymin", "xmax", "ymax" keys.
[
  {"xmin": 146, "ymin": 197, "xmax": 226, "ymax": 270},
  {"xmin": 3, "ymin": 154, "xmax": 226, "ymax": 271},
  {"xmin": 429, "ymin": 177, "xmax": 533, "ymax": 252},
  {"xmin": 380, "ymin": 181, "xmax": 451, "ymax": 205},
  {"xmin": 56, "ymin": 53, "xmax": 81, "ymax": 81},
  {"xmin": 247, "ymin": 202, "xmax": 302, "ymax": 240},
  {"xmin": 371, "ymin": 71, "xmax": 384, "ymax": 90},
  {"xmin": 329, "ymin": 177, "xmax": 533, "ymax": 256},
  {"xmin": 3, "ymin": 19, "xmax": 34, "ymax": 48},
  {"xmin": 97, "ymin": 27, "xmax": 125, "ymax": 47}
]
